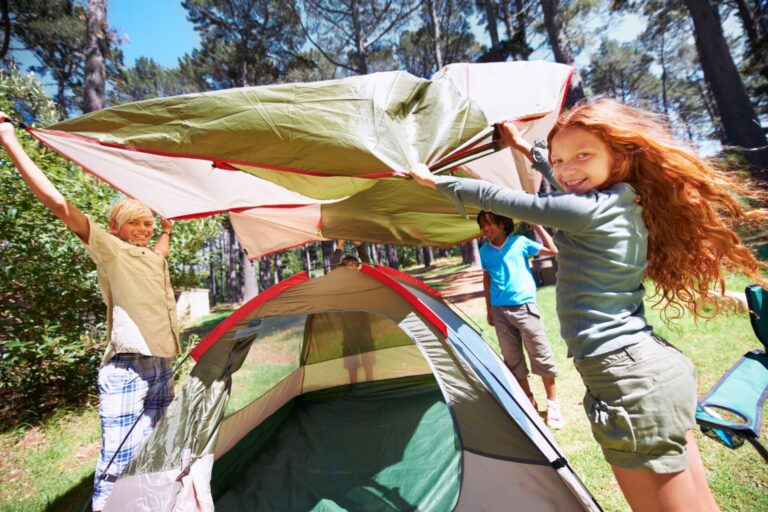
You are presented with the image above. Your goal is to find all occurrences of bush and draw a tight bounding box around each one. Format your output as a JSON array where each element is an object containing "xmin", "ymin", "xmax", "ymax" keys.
[
  {"xmin": 0, "ymin": 67, "xmax": 114, "ymax": 427},
  {"xmin": 0, "ymin": 326, "xmax": 103, "ymax": 425}
]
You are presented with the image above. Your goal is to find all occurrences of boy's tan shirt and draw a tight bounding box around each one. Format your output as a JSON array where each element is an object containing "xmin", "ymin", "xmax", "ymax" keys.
[{"xmin": 83, "ymin": 218, "xmax": 181, "ymax": 365}]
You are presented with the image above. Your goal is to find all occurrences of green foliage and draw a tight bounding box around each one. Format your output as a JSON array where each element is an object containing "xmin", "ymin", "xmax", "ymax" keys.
[
  {"xmin": 397, "ymin": 6, "xmax": 479, "ymax": 79},
  {"xmin": 10, "ymin": 0, "xmax": 88, "ymax": 118},
  {"xmin": 109, "ymin": 56, "xmax": 202, "ymax": 104},
  {"xmin": 166, "ymin": 215, "xmax": 224, "ymax": 289},
  {"xmin": 279, "ymin": 49, "xmax": 344, "ymax": 83},
  {"xmin": 584, "ymin": 38, "xmax": 658, "ymax": 105},
  {"xmin": 0, "ymin": 64, "xmax": 59, "ymax": 125},
  {"xmin": 181, "ymin": 0, "xmax": 305, "ymax": 88},
  {"xmin": 301, "ymin": 0, "xmax": 421, "ymax": 75},
  {"xmin": 0, "ymin": 68, "xmax": 115, "ymax": 424},
  {"xmin": 10, "ymin": 0, "xmax": 125, "ymax": 118}
]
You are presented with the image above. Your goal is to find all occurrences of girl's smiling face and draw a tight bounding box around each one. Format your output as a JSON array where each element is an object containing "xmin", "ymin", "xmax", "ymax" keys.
[{"xmin": 550, "ymin": 127, "xmax": 615, "ymax": 193}]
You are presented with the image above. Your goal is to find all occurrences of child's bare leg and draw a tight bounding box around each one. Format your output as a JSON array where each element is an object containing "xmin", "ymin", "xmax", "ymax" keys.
[
  {"xmin": 611, "ymin": 432, "xmax": 719, "ymax": 512},
  {"xmin": 542, "ymin": 376, "xmax": 556, "ymax": 401},
  {"xmin": 683, "ymin": 431, "xmax": 719, "ymax": 511},
  {"xmin": 516, "ymin": 377, "xmax": 537, "ymax": 409},
  {"xmin": 516, "ymin": 377, "xmax": 532, "ymax": 395}
]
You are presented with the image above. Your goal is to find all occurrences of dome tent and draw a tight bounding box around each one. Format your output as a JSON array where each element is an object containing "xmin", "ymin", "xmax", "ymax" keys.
[{"xmin": 103, "ymin": 265, "xmax": 601, "ymax": 511}]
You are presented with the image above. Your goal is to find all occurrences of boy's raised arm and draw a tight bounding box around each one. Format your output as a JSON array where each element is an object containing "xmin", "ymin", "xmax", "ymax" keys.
[
  {"xmin": 482, "ymin": 271, "xmax": 494, "ymax": 327},
  {"xmin": 532, "ymin": 224, "xmax": 558, "ymax": 257},
  {"xmin": 152, "ymin": 218, "xmax": 173, "ymax": 258},
  {"xmin": 0, "ymin": 114, "xmax": 90, "ymax": 242}
]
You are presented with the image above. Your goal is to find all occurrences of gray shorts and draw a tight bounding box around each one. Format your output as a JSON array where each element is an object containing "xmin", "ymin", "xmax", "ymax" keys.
[
  {"xmin": 573, "ymin": 334, "xmax": 697, "ymax": 473},
  {"xmin": 491, "ymin": 303, "xmax": 558, "ymax": 380}
]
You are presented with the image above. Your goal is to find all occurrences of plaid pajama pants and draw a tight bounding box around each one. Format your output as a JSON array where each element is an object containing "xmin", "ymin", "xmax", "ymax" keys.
[{"xmin": 92, "ymin": 354, "xmax": 174, "ymax": 511}]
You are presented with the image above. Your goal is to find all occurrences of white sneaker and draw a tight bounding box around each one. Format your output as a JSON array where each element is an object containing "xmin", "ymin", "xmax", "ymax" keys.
[{"xmin": 546, "ymin": 400, "xmax": 565, "ymax": 430}]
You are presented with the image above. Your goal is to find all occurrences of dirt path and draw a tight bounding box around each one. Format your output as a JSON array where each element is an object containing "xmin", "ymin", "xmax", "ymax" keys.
[{"xmin": 433, "ymin": 265, "xmax": 484, "ymax": 304}]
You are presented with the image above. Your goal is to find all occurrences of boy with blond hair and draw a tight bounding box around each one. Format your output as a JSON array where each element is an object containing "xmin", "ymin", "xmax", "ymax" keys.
[{"xmin": 0, "ymin": 115, "xmax": 180, "ymax": 511}]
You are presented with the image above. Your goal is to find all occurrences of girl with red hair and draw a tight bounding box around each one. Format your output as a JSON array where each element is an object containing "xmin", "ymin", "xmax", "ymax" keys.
[{"xmin": 410, "ymin": 98, "xmax": 765, "ymax": 511}]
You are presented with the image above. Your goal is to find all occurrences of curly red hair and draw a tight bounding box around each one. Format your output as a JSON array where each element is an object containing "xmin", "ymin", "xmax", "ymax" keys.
[{"xmin": 548, "ymin": 98, "xmax": 767, "ymax": 320}]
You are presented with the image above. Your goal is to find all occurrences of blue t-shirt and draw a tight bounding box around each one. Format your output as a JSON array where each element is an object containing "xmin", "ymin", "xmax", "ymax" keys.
[{"xmin": 480, "ymin": 235, "xmax": 541, "ymax": 307}]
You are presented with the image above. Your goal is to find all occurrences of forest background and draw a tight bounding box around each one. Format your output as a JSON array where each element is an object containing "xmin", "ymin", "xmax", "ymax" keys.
[{"xmin": 0, "ymin": 0, "xmax": 766, "ymax": 427}]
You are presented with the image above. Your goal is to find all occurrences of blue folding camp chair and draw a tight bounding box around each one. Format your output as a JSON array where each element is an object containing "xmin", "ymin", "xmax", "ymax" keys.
[{"xmin": 696, "ymin": 284, "xmax": 768, "ymax": 463}]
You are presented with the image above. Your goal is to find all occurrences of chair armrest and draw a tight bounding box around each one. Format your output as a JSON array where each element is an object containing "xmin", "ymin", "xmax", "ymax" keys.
[{"xmin": 696, "ymin": 350, "xmax": 768, "ymax": 438}]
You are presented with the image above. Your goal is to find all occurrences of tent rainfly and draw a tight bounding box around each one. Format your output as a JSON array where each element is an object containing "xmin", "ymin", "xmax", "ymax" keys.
[
  {"xmin": 28, "ymin": 61, "xmax": 573, "ymax": 257},
  {"xmin": 102, "ymin": 266, "xmax": 601, "ymax": 511}
]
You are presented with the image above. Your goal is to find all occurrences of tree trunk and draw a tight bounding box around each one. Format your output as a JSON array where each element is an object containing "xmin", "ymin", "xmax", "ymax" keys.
[
  {"xmin": 469, "ymin": 239, "xmax": 481, "ymax": 267},
  {"xmin": 460, "ymin": 242, "xmax": 470, "ymax": 264},
  {"xmin": 684, "ymin": 0, "xmax": 768, "ymax": 175},
  {"xmin": 303, "ymin": 245, "xmax": 312, "ymax": 272},
  {"xmin": 321, "ymin": 240, "xmax": 334, "ymax": 273},
  {"xmin": 483, "ymin": 0, "xmax": 500, "ymax": 50},
  {"xmin": 539, "ymin": 0, "xmax": 585, "ymax": 106},
  {"xmin": 274, "ymin": 253, "xmax": 283, "ymax": 283},
  {"xmin": 369, "ymin": 243, "xmax": 380, "ymax": 265},
  {"xmin": 460, "ymin": 240, "xmax": 481, "ymax": 266},
  {"xmin": 385, "ymin": 244, "xmax": 399, "ymax": 269},
  {"xmin": 242, "ymin": 251, "xmax": 257, "ymax": 301},
  {"xmin": 501, "ymin": 1, "xmax": 514, "ymax": 42},
  {"xmin": 56, "ymin": 78, "xmax": 68, "ymax": 119},
  {"xmin": 422, "ymin": 246, "xmax": 433, "ymax": 268},
  {"xmin": 426, "ymin": 0, "xmax": 443, "ymax": 69},
  {"xmin": 227, "ymin": 222, "xmax": 240, "ymax": 303},
  {"xmin": 0, "ymin": 0, "xmax": 10, "ymax": 61},
  {"xmin": 259, "ymin": 255, "xmax": 271, "ymax": 291},
  {"xmin": 514, "ymin": 0, "xmax": 530, "ymax": 59},
  {"xmin": 219, "ymin": 232, "xmax": 227, "ymax": 302},
  {"xmin": 83, "ymin": 0, "xmax": 107, "ymax": 113},
  {"xmin": 658, "ymin": 30, "xmax": 669, "ymax": 115},
  {"xmin": 732, "ymin": 0, "xmax": 760, "ymax": 48},
  {"xmin": 351, "ymin": 1, "xmax": 368, "ymax": 74},
  {"xmin": 499, "ymin": 0, "xmax": 529, "ymax": 60},
  {"xmin": 207, "ymin": 239, "xmax": 217, "ymax": 305}
]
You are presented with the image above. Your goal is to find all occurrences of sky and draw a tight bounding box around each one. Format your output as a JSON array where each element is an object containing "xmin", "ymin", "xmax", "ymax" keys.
[{"xmin": 108, "ymin": 1, "xmax": 200, "ymax": 67}]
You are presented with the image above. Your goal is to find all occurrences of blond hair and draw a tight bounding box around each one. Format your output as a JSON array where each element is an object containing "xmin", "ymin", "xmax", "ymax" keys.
[
  {"xmin": 549, "ymin": 98, "xmax": 767, "ymax": 321},
  {"xmin": 108, "ymin": 198, "xmax": 154, "ymax": 228}
]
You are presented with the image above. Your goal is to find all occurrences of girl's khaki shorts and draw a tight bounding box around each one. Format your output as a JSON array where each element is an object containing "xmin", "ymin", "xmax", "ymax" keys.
[{"xmin": 573, "ymin": 334, "xmax": 697, "ymax": 473}]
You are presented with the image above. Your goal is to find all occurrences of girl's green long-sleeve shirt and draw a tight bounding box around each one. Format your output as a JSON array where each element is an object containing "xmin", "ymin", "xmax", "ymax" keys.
[{"xmin": 435, "ymin": 148, "xmax": 652, "ymax": 359}]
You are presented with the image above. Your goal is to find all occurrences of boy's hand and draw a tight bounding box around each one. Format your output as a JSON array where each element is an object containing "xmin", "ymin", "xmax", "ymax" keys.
[
  {"xmin": 160, "ymin": 217, "xmax": 172, "ymax": 233},
  {"xmin": 0, "ymin": 112, "xmax": 17, "ymax": 145}
]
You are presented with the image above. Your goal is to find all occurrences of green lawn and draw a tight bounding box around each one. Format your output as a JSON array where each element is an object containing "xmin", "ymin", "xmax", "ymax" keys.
[{"xmin": 1, "ymin": 261, "xmax": 766, "ymax": 511}]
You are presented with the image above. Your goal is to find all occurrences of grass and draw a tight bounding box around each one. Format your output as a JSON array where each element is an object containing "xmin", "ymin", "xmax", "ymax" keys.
[
  {"xmin": 0, "ymin": 407, "xmax": 100, "ymax": 512},
  {"xmin": 1, "ymin": 259, "xmax": 766, "ymax": 511}
]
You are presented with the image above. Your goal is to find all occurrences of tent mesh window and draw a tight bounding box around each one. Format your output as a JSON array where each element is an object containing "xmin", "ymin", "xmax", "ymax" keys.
[
  {"xmin": 212, "ymin": 310, "xmax": 461, "ymax": 510},
  {"xmin": 225, "ymin": 314, "xmax": 306, "ymax": 416}
]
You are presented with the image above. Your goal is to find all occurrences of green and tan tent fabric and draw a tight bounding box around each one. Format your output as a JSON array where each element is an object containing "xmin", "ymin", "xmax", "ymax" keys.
[
  {"xmin": 102, "ymin": 266, "xmax": 600, "ymax": 511},
  {"xmin": 29, "ymin": 61, "xmax": 573, "ymax": 257}
]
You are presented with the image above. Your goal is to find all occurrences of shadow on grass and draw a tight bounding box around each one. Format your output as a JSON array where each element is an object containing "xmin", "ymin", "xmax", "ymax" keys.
[
  {"xmin": 44, "ymin": 472, "xmax": 93, "ymax": 512},
  {"xmin": 0, "ymin": 395, "xmax": 95, "ymax": 436}
]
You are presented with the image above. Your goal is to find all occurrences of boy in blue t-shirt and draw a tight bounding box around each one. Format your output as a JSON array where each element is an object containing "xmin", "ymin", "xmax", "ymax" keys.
[{"xmin": 478, "ymin": 210, "xmax": 564, "ymax": 429}]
